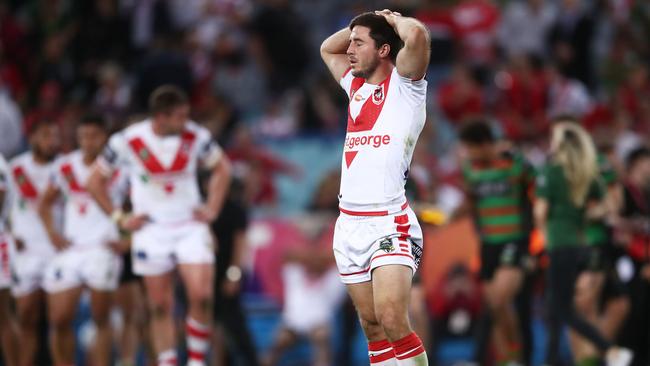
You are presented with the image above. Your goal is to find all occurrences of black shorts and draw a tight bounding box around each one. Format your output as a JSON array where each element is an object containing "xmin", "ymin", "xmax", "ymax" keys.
[
  {"xmin": 579, "ymin": 246, "xmax": 627, "ymax": 301},
  {"xmin": 119, "ymin": 252, "xmax": 139, "ymax": 284},
  {"xmin": 480, "ymin": 240, "xmax": 526, "ymax": 281}
]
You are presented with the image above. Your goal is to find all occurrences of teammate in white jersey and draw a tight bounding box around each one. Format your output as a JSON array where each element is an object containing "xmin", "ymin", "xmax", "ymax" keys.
[
  {"xmin": 87, "ymin": 85, "xmax": 232, "ymax": 366},
  {"xmin": 38, "ymin": 116, "xmax": 123, "ymax": 366},
  {"xmin": 321, "ymin": 10, "xmax": 431, "ymax": 366},
  {"xmin": 8, "ymin": 120, "xmax": 61, "ymax": 366},
  {"xmin": 0, "ymin": 154, "xmax": 19, "ymax": 366}
]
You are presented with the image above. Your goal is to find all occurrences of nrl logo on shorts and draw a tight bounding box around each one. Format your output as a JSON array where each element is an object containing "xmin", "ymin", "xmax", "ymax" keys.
[{"xmin": 379, "ymin": 238, "xmax": 394, "ymax": 253}]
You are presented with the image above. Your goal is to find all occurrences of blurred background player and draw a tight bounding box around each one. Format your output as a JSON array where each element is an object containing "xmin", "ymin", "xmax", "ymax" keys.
[
  {"xmin": 456, "ymin": 120, "xmax": 535, "ymax": 365},
  {"xmin": 87, "ymin": 85, "xmax": 231, "ymax": 366},
  {"xmin": 38, "ymin": 115, "xmax": 124, "ymax": 366},
  {"xmin": 210, "ymin": 179, "xmax": 259, "ymax": 366},
  {"xmin": 7, "ymin": 120, "xmax": 61, "ymax": 366},
  {"xmin": 616, "ymin": 147, "xmax": 650, "ymax": 366},
  {"xmin": 321, "ymin": 9, "xmax": 431, "ymax": 366},
  {"xmin": 534, "ymin": 122, "xmax": 632, "ymax": 366},
  {"xmin": 0, "ymin": 153, "xmax": 19, "ymax": 366},
  {"xmin": 261, "ymin": 244, "xmax": 345, "ymax": 366}
]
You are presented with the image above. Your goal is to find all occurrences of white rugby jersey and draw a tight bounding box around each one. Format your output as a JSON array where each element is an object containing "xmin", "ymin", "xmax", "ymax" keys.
[
  {"xmin": 97, "ymin": 119, "xmax": 222, "ymax": 224},
  {"xmin": 338, "ymin": 67, "xmax": 427, "ymax": 214},
  {"xmin": 8, "ymin": 152, "xmax": 58, "ymax": 255},
  {"xmin": 53, "ymin": 150, "xmax": 127, "ymax": 248}
]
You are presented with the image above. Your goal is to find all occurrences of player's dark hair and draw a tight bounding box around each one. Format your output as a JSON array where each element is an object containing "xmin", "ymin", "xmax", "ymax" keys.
[
  {"xmin": 459, "ymin": 120, "xmax": 495, "ymax": 145},
  {"xmin": 79, "ymin": 114, "xmax": 108, "ymax": 131},
  {"xmin": 625, "ymin": 146, "xmax": 650, "ymax": 170},
  {"xmin": 28, "ymin": 119, "xmax": 56, "ymax": 136},
  {"xmin": 149, "ymin": 85, "xmax": 189, "ymax": 115},
  {"xmin": 349, "ymin": 12, "xmax": 403, "ymax": 63}
]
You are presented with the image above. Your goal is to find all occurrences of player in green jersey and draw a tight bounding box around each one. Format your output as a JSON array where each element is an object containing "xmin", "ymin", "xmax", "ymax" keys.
[
  {"xmin": 458, "ymin": 120, "xmax": 535, "ymax": 365},
  {"xmin": 534, "ymin": 122, "xmax": 632, "ymax": 366}
]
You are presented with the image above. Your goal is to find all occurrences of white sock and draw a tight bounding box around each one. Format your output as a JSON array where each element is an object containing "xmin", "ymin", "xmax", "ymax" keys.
[{"xmin": 157, "ymin": 348, "xmax": 177, "ymax": 366}]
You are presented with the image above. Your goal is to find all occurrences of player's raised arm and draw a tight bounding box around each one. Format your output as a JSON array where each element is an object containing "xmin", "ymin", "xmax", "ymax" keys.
[
  {"xmin": 320, "ymin": 27, "xmax": 352, "ymax": 81},
  {"xmin": 375, "ymin": 9, "xmax": 430, "ymax": 80}
]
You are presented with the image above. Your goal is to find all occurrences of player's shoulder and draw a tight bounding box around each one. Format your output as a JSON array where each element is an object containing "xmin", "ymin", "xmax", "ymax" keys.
[
  {"xmin": 184, "ymin": 121, "xmax": 214, "ymax": 143},
  {"xmin": 121, "ymin": 119, "xmax": 151, "ymax": 137},
  {"xmin": 9, "ymin": 151, "xmax": 31, "ymax": 167},
  {"xmin": 55, "ymin": 150, "xmax": 81, "ymax": 167}
]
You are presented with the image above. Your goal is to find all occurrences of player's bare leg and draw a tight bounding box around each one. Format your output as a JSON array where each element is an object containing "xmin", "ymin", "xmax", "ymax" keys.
[
  {"xmin": 179, "ymin": 263, "xmax": 214, "ymax": 366},
  {"xmin": 15, "ymin": 290, "xmax": 45, "ymax": 365},
  {"xmin": 143, "ymin": 272, "xmax": 177, "ymax": 365},
  {"xmin": 486, "ymin": 267, "xmax": 523, "ymax": 363},
  {"xmin": 374, "ymin": 265, "xmax": 427, "ymax": 365},
  {"xmin": 116, "ymin": 281, "xmax": 143, "ymax": 366},
  {"xmin": 0, "ymin": 289, "xmax": 19, "ymax": 366},
  {"xmin": 261, "ymin": 327, "xmax": 298, "ymax": 366},
  {"xmin": 47, "ymin": 286, "xmax": 83, "ymax": 366},
  {"xmin": 347, "ymin": 280, "xmax": 396, "ymax": 365},
  {"xmin": 310, "ymin": 324, "xmax": 332, "ymax": 366},
  {"xmin": 90, "ymin": 289, "xmax": 113, "ymax": 366}
]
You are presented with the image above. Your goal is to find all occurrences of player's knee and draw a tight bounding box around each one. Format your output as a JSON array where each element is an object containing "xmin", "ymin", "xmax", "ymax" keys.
[
  {"xmin": 375, "ymin": 304, "xmax": 408, "ymax": 335},
  {"xmin": 49, "ymin": 311, "xmax": 74, "ymax": 330},
  {"xmin": 148, "ymin": 299, "xmax": 172, "ymax": 319}
]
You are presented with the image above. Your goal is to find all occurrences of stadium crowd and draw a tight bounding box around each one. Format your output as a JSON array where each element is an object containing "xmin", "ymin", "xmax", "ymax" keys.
[{"xmin": 0, "ymin": 0, "xmax": 649, "ymax": 365}]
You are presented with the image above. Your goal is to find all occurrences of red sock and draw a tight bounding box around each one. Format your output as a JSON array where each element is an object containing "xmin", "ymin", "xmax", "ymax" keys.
[
  {"xmin": 368, "ymin": 339, "xmax": 397, "ymax": 365},
  {"xmin": 186, "ymin": 317, "xmax": 211, "ymax": 365},
  {"xmin": 391, "ymin": 332, "xmax": 427, "ymax": 364}
]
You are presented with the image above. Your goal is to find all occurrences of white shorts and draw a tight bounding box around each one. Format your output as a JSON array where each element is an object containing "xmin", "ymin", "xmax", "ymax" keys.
[
  {"xmin": 11, "ymin": 251, "xmax": 51, "ymax": 297},
  {"xmin": 43, "ymin": 246, "xmax": 122, "ymax": 293},
  {"xmin": 0, "ymin": 234, "xmax": 14, "ymax": 290},
  {"xmin": 333, "ymin": 206, "xmax": 423, "ymax": 284},
  {"xmin": 132, "ymin": 222, "xmax": 215, "ymax": 276}
]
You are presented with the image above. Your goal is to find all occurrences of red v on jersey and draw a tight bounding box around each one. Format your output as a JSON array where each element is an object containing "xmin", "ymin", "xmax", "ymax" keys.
[
  {"xmin": 345, "ymin": 72, "xmax": 392, "ymax": 168},
  {"xmin": 60, "ymin": 163, "xmax": 85, "ymax": 193},
  {"xmin": 12, "ymin": 166, "xmax": 38, "ymax": 199},
  {"xmin": 128, "ymin": 131, "xmax": 196, "ymax": 175},
  {"xmin": 347, "ymin": 73, "xmax": 392, "ymax": 132}
]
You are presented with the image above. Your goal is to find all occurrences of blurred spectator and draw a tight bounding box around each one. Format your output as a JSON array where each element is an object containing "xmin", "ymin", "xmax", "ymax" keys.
[
  {"xmin": 437, "ymin": 64, "xmax": 484, "ymax": 124},
  {"xmin": 616, "ymin": 63, "xmax": 650, "ymax": 132},
  {"xmin": 122, "ymin": 0, "xmax": 175, "ymax": 52},
  {"xmin": 23, "ymin": 81, "xmax": 64, "ymax": 135},
  {"xmin": 93, "ymin": 62, "xmax": 132, "ymax": 130},
  {"xmin": 248, "ymin": 0, "xmax": 310, "ymax": 93},
  {"xmin": 548, "ymin": 0, "xmax": 596, "ymax": 89},
  {"xmin": 227, "ymin": 127, "xmax": 301, "ymax": 206},
  {"xmin": 450, "ymin": 0, "xmax": 500, "ymax": 68},
  {"xmin": 497, "ymin": 0, "xmax": 556, "ymax": 59},
  {"xmin": 428, "ymin": 263, "xmax": 482, "ymax": 363},
  {"xmin": 495, "ymin": 55, "xmax": 548, "ymax": 140},
  {"xmin": 546, "ymin": 63, "xmax": 593, "ymax": 119}
]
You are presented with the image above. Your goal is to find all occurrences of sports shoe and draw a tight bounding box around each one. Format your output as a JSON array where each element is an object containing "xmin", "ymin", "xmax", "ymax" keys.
[{"xmin": 606, "ymin": 347, "xmax": 633, "ymax": 366}]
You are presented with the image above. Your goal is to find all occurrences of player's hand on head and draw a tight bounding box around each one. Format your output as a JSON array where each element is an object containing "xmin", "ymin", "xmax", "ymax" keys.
[
  {"xmin": 193, "ymin": 205, "xmax": 218, "ymax": 223},
  {"xmin": 120, "ymin": 213, "xmax": 149, "ymax": 231},
  {"xmin": 374, "ymin": 9, "xmax": 401, "ymax": 25}
]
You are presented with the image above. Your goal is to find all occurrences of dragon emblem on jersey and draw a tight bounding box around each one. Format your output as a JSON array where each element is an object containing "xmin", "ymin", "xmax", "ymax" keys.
[{"xmin": 372, "ymin": 85, "xmax": 385, "ymax": 105}]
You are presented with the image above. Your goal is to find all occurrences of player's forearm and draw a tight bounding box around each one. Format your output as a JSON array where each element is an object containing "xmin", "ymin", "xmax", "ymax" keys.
[
  {"xmin": 206, "ymin": 157, "xmax": 232, "ymax": 218},
  {"xmin": 38, "ymin": 199, "xmax": 58, "ymax": 240},
  {"xmin": 391, "ymin": 16, "xmax": 429, "ymax": 49},
  {"xmin": 87, "ymin": 170, "xmax": 114, "ymax": 215},
  {"xmin": 320, "ymin": 28, "xmax": 351, "ymax": 56}
]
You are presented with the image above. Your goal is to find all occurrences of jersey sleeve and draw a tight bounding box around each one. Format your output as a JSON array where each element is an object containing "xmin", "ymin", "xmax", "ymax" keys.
[
  {"xmin": 396, "ymin": 69, "xmax": 427, "ymax": 107},
  {"xmin": 96, "ymin": 133, "xmax": 129, "ymax": 176},
  {"xmin": 339, "ymin": 68, "xmax": 353, "ymax": 97},
  {"xmin": 197, "ymin": 130, "xmax": 224, "ymax": 170}
]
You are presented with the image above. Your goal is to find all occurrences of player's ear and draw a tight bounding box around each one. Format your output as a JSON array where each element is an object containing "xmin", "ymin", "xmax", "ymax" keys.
[{"xmin": 378, "ymin": 43, "xmax": 391, "ymax": 59}]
